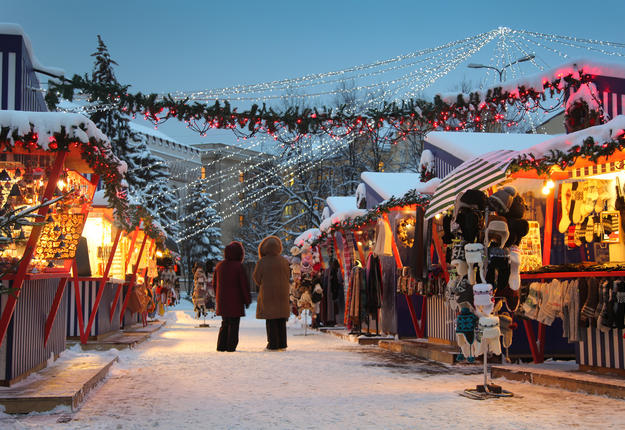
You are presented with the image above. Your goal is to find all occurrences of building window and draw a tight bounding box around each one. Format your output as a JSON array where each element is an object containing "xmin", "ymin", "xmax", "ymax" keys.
[
  {"xmin": 239, "ymin": 172, "xmax": 244, "ymax": 183},
  {"xmin": 239, "ymin": 215, "xmax": 244, "ymax": 226},
  {"xmin": 201, "ymin": 167, "xmax": 206, "ymax": 179},
  {"xmin": 284, "ymin": 206, "xmax": 293, "ymax": 216},
  {"xmin": 378, "ymin": 161, "xmax": 385, "ymax": 172}
]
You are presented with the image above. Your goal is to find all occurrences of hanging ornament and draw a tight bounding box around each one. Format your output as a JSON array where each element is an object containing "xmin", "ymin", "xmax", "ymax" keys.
[
  {"xmin": 0, "ymin": 170, "xmax": 11, "ymax": 181},
  {"xmin": 9, "ymin": 184, "xmax": 21, "ymax": 197}
]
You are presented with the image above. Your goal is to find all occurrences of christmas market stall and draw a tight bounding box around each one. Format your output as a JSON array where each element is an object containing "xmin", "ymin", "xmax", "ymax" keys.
[
  {"xmin": 424, "ymin": 116, "xmax": 625, "ymax": 368},
  {"xmin": 0, "ymin": 111, "xmax": 127, "ymax": 385},
  {"xmin": 66, "ymin": 191, "xmax": 161, "ymax": 341}
]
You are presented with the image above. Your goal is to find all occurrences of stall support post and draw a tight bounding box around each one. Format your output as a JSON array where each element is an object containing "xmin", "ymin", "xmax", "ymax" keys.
[
  {"xmin": 72, "ymin": 261, "xmax": 88, "ymax": 343},
  {"xmin": 523, "ymin": 319, "xmax": 546, "ymax": 363},
  {"xmin": 83, "ymin": 229, "xmax": 122, "ymax": 340},
  {"xmin": 43, "ymin": 277, "xmax": 69, "ymax": 347},
  {"xmin": 0, "ymin": 151, "xmax": 68, "ymax": 346},
  {"xmin": 405, "ymin": 294, "xmax": 426, "ymax": 338},
  {"xmin": 119, "ymin": 234, "xmax": 148, "ymax": 324},
  {"xmin": 543, "ymin": 186, "xmax": 555, "ymax": 266},
  {"xmin": 138, "ymin": 239, "xmax": 155, "ymax": 326},
  {"xmin": 110, "ymin": 227, "xmax": 139, "ymax": 323},
  {"xmin": 431, "ymin": 222, "xmax": 449, "ymax": 283}
]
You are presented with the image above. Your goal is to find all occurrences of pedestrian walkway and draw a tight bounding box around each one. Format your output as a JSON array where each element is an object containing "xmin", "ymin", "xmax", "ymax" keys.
[{"xmin": 2, "ymin": 301, "xmax": 624, "ymax": 429}]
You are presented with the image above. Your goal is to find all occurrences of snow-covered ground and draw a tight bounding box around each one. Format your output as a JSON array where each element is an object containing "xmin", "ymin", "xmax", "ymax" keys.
[{"xmin": 2, "ymin": 299, "xmax": 624, "ymax": 429}]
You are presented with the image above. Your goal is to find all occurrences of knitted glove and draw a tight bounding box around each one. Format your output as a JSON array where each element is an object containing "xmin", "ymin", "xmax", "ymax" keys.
[
  {"xmin": 581, "ymin": 278, "xmax": 599, "ymax": 325},
  {"xmin": 464, "ymin": 243, "xmax": 485, "ymax": 285},
  {"xmin": 598, "ymin": 280, "xmax": 613, "ymax": 333}
]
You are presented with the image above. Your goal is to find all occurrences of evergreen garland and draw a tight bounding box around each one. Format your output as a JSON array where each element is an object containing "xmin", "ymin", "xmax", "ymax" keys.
[
  {"xmin": 47, "ymin": 69, "xmax": 595, "ymax": 140},
  {"xmin": 310, "ymin": 189, "xmax": 431, "ymax": 246}
]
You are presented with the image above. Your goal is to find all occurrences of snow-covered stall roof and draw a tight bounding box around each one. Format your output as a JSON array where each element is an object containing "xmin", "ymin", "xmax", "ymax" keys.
[
  {"xmin": 425, "ymin": 131, "xmax": 555, "ymax": 161},
  {"xmin": 294, "ymin": 228, "xmax": 321, "ymax": 247},
  {"xmin": 518, "ymin": 115, "xmax": 625, "ymax": 159},
  {"xmin": 0, "ymin": 23, "xmax": 65, "ymax": 77},
  {"xmin": 319, "ymin": 209, "xmax": 368, "ymax": 233},
  {"xmin": 360, "ymin": 172, "xmax": 440, "ymax": 201},
  {"xmin": 92, "ymin": 190, "xmax": 109, "ymax": 207},
  {"xmin": 326, "ymin": 196, "xmax": 358, "ymax": 215}
]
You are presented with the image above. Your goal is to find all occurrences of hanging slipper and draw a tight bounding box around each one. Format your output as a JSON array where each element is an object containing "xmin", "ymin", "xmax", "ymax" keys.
[{"xmin": 558, "ymin": 182, "xmax": 573, "ymax": 233}]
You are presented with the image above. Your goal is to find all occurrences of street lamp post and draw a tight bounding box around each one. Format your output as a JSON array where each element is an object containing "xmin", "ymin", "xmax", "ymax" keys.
[{"xmin": 467, "ymin": 54, "xmax": 535, "ymax": 82}]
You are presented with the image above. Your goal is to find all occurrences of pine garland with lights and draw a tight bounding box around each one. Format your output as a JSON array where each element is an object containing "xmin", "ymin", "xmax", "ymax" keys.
[
  {"xmin": 508, "ymin": 131, "xmax": 625, "ymax": 175},
  {"xmin": 47, "ymin": 69, "xmax": 595, "ymax": 140},
  {"xmin": 0, "ymin": 124, "xmax": 130, "ymax": 230},
  {"xmin": 310, "ymin": 189, "xmax": 431, "ymax": 246}
]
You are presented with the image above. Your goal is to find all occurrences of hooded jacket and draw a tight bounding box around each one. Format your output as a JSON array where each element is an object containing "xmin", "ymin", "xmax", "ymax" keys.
[
  {"xmin": 215, "ymin": 241, "xmax": 251, "ymax": 317},
  {"xmin": 253, "ymin": 236, "xmax": 291, "ymax": 319}
]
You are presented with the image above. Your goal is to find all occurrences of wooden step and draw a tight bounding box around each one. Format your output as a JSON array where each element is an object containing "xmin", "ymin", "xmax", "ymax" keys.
[
  {"xmin": 319, "ymin": 328, "xmax": 394, "ymax": 345},
  {"xmin": 0, "ymin": 354, "xmax": 117, "ymax": 413},
  {"xmin": 491, "ymin": 363, "xmax": 625, "ymax": 399},
  {"xmin": 378, "ymin": 339, "xmax": 465, "ymax": 365}
]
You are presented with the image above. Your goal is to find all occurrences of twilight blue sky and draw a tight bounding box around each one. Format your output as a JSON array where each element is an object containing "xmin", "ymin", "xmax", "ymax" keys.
[{"xmin": 3, "ymin": 0, "xmax": 625, "ymax": 144}]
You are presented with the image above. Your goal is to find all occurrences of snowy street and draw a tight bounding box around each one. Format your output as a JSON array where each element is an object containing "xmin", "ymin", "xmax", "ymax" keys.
[{"xmin": 1, "ymin": 299, "xmax": 623, "ymax": 430}]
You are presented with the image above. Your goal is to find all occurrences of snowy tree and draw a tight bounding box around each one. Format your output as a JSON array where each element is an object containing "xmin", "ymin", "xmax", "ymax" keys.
[{"xmin": 180, "ymin": 182, "xmax": 222, "ymax": 294}]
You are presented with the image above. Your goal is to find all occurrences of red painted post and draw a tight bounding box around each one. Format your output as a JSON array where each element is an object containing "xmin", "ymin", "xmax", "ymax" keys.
[
  {"xmin": 0, "ymin": 151, "xmax": 68, "ymax": 346},
  {"xmin": 110, "ymin": 227, "xmax": 139, "ymax": 323},
  {"xmin": 537, "ymin": 322, "xmax": 546, "ymax": 363},
  {"xmin": 119, "ymin": 233, "xmax": 148, "ymax": 324},
  {"xmin": 523, "ymin": 319, "xmax": 541, "ymax": 363},
  {"xmin": 43, "ymin": 277, "xmax": 69, "ymax": 347},
  {"xmin": 404, "ymin": 294, "xmax": 424, "ymax": 338},
  {"xmin": 83, "ymin": 228, "xmax": 122, "ymax": 339},
  {"xmin": 431, "ymin": 222, "xmax": 449, "ymax": 283}
]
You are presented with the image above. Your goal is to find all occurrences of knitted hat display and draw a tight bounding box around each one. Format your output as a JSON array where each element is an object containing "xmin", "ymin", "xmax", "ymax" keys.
[
  {"xmin": 505, "ymin": 218, "xmax": 530, "ymax": 248},
  {"xmin": 464, "ymin": 243, "xmax": 486, "ymax": 285},
  {"xmin": 488, "ymin": 186, "xmax": 517, "ymax": 215},
  {"xmin": 485, "ymin": 246, "xmax": 510, "ymax": 296},
  {"xmin": 484, "ymin": 216, "xmax": 509, "ymax": 248},
  {"xmin": 458, "ymin": 189, "xmax": 488, "ymax": 211},
  {"xmin": 478, "ymin": 315, "xmax": 502, "ymax": 356},
  {"xmin": 455, "ymin": 307, "xmax": 478, "ymax": 363},
  {"xmin": 456, "ymin": 208, "xmax": 482, "ymax": 243},
  {"xmin": 450, "ymin": 240, "xmax": 468, "ymax": 277},
  {"xmin": 508, "ymin": 248, "xmax": 521, "ymax": 291}
]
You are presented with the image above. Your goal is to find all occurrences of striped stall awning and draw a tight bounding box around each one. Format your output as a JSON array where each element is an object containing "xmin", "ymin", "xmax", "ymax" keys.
[{"xmin": 424, "ymin": 149, "xmax": 519, "ymax": 219}]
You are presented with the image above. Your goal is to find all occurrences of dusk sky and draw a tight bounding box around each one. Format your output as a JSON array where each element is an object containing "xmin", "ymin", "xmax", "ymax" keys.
[{"xmin": 4, "ymin": 0, "xmax": 625, "ymax": 145}]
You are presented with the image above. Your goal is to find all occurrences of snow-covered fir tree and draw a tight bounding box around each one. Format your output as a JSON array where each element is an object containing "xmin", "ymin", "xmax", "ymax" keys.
[
  {"xmin": 88, "ymin": 35, "xmax": 180, "ymax": 240},
  {"xmin": 180, "ymin": 182, "xmax": 222, "ymax": 292}
]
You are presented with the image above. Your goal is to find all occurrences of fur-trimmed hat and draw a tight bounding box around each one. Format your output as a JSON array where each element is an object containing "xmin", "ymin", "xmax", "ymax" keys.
[
  {"xmin": 488, "ymin": 186, "xmax": 517, "ymax": 215},
  {"xmin": 485, "ymin": 216, "xmax": 509, "ymax": 248},
  {"xmin": 507, "ymin": 194, "xmax": 526, "ymax": 219},
  {"xmin": 458, "ymin": 189, "xmax": 488, "ymax": 212},
  {"xmin": 505, "ymin": 218, "xmax": 530, "ymax": 248},
  {"xmin": 473, "ymin": 283, "xmax": 494, "ymax": 306}
]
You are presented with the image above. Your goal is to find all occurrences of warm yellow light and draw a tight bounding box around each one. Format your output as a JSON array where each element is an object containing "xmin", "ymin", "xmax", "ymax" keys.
[
  {"xmin": 156, "ymin": 250, "xmax": 163, "ymax": 258},
  {"xmin": 546, "ymin": 179, "xmax": 555, "ymax": 189},
  {"xmin": 542, "ymin": 185, "xmax": 551, "ymax": 195},
  {"xmin": 57, "ymin": 179, "xmax": 66, "ymax": 191},
  {"xmin": 435, "ymin": 213, "xmax": 442, "ymax": 220}
]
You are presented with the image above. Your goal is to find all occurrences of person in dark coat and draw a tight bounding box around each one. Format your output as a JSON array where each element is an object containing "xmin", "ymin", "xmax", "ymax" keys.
[
  {"xmin": 215, "ymin": 241, "xmax": 251, "ymax": 352},
  {"xmin": 253, "ymin": 236, "xmax": 291, "ymax": 350}
]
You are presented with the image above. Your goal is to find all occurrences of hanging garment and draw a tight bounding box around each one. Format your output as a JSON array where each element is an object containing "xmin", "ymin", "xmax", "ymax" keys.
[
  {"xmin": 347, "ymin": 266, "xmax": 365, "ymax": 329},
  {"xmin": 372, "ymin": 218, "xmax": 393, "ymax": 257},
  {"xmin": 366, "ymin": 254, "xmax": 384, "ymax": 315},
  {"xmin": 380, "ymin": 256, "xmax": 397, "ymax": 335}
]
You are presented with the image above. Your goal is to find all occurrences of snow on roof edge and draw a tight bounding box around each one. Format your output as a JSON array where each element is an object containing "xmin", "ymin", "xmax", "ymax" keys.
[{"xmin": 0, "ymin": 23, "xmax": 65, "ymax": 77}]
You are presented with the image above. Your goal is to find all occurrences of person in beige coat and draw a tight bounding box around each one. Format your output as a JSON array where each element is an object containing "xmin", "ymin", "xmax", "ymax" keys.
[{"xmin": 253, "ymin": 235, "xmax": 291, "ymax": 350}]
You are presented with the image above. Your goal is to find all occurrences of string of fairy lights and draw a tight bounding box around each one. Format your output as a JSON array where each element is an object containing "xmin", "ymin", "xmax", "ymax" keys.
[{"xmin": 47, "ymin": 27, "xmax": 625, "ymax": 244}]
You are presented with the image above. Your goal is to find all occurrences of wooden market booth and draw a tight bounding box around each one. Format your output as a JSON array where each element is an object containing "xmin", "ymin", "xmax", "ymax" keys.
[{"xmin": 0, "ymin": 111, "xmax": 128, "ymax": 385}]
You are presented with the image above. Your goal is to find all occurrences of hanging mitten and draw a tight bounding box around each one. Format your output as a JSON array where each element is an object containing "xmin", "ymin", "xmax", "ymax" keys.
[
  {"xmin": 580, "ymin": 277, "xmax": 599, "ymax": 326},
  {"xmin": 559, "ymin": 182, "xmax": 573, "ymax": 233},
  {"xmin": 455, "ymin": 307, "xmax": 477, "ymax": 363},
  {"xmin": 485, "ymin": 246, "xmax": 510, "ymax": 296},
  {"xmin": 598, "ymin": 280, "xmax": 613, "ymax": 333},
  {"xmin": 522, "ymin": 282, "xmax": 541, "ymax": 320},
  {"xmin": 464, "ymin": 243, "xmax": 485, "ymax": 285},
  {"xmin": 477, "ymin": 316, "xmax": 502, "ymax": 356},
  {"xmin": 508, "ymin": 248, "xmax": 521, "ymax": 291}
]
